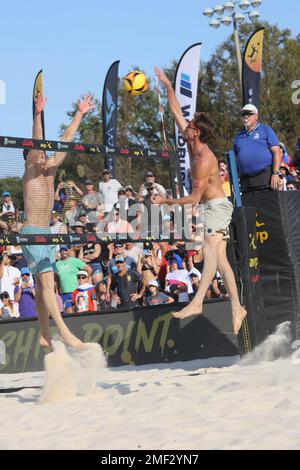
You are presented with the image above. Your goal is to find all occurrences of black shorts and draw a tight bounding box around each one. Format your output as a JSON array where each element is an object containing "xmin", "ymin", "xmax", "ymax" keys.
[{"xmin": 240, "ymin": 166, "xmax": 272, "ymax": 191}]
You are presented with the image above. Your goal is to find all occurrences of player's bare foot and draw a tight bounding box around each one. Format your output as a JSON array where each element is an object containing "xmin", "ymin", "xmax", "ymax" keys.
[
  {"xmin": 59, "ymin": 330, "xmax": 86, "ymax": 350},
  {"xmin": 173, "ymin": 302, "xmax": 203, "ymax": 319},
  {"xmin": 39, "ymin": 334, "xmax": 53, "ymax": 350},
  {"xmin": 232, "ymin": 306, "xmax": 247, "ymax": 335}
]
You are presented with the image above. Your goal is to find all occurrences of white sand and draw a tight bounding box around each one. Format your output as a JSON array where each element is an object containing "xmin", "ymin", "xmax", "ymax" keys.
[{"xmin": 0, "ymin": 322, "xmax": 300, "ymax": 450}]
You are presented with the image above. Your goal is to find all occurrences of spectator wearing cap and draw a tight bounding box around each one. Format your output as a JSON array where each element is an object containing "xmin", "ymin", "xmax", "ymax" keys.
[
  {"xmin": 233, "ymin": 104, "xmax": 282, "ymax": 191},
  {"xmin": 113, "ymin": 187, "xmax": 129, "ymax": 213},
  {"xmin": 54, "ymin": 181, "xmax": 83, "ymax": 215},
  {"xmin": 69, "ymin": 220, "xmax": 86, "ymax": 258},
  {"xmin": 106, "ymin": 243, "xmax": 137, "ymax": 298},
  {"xmin": 98, "ymin": 169, "xmax": 122, "ymax": 213},
  {"xmin": 56, "ymin": 246, "xmax": 92, "ymax": 310},
  {"xmin": 81, "ymin": 180, "xmax": 104, "ymax": 222},
  {"xmin": 110, "ymin": 255, "xmax": 143, "ymax": 309},
  {"xmin": 78, "ymin": 211, "xmax": 88, "ymax": 228},
  {"xmin": 1, "ymin": 191, "xmax": 16, "ymax": 218},
  {"xmin": 189, "ymin": 268, "xmax": 201, "ymax": 300},
  {"xmin": 14, "ymin": 267, "xmax": 38, "ymax": 319},
  {"xmin": 71, "ymin": 270, "xmax": 97, "ymax": 313},
  {"xmin": 143, "ymin": 279, "xmax": 174, "ymax": 306},
  {"xmin": 139, "ymin": 172, "xmax": 166, "ymax": 198}
]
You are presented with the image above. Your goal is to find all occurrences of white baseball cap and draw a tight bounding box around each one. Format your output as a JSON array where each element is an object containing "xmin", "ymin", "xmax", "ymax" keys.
[
  {"xmin": 241, "ymin": 104, "xmax": 258, "ymax": 114},
  {"xmin": 148, "ymin": 280, "xmax": 159, "ymax": 288}
]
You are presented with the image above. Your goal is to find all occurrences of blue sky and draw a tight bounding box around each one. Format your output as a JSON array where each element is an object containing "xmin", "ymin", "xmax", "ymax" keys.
[{"xmin": 0, "ymin": 0, "xmax": 299, "ymax": 142}]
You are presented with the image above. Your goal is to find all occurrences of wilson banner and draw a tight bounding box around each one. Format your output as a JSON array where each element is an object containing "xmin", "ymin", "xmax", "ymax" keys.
[
  {"xmin": 174, "ymin": 43, "xmax": 201, "ymax": 192},
  {"xmin": 102, "ymin": 60, "xmax": 120, "ymax": 176}
]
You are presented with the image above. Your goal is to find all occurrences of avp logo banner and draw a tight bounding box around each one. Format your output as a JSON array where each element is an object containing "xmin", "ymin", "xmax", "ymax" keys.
[{"xmin": 0, "ymin": 80, "xmax": 6, "ymax": 104}]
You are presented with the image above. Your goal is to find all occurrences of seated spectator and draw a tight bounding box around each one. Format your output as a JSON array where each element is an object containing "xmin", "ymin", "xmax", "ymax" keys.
[
  {"xmin": 0, "ymin": 291, "xmax": 15, "ymax": 320},
  {"xmin": 105, "ymin": 208, "xmax": 134, "ymax": 236},
  {"xmin": 72, "ymin": 270, "xmax": 97, "ymax": 313},
  {"xmin": 108, "ymin": 242, "xmax": 136, "ymax": 276},
  {"xmin": 56, "ymin": 246, "xmax": 92, "ymax": 311},
  {"xmin": 78, "ymin": 210, "xmax": 89, "ymax": 230},
  {"xmin": 110, "ymin": 255, "xmax": 143, "ymax": 309},
  {"xmin": 165, "ymin": 257, "xmax": 193, "ymax": 303},
  {"xmin": 50, "ymin": 211, "xmax": 67, "ymax": 234},
  {"xmin": 79, "ymin": 242, "xmax": 103, "ymax": 284},
  {"xmin": 189, "ymin": 268, "xmax": 201, "ymax": 300},
  {"xmin": 69, "ymin": 221, "xmax": 85, "ymax": 258},
  {"xmin": 287, "ymin": 180, "xmax": 299, "ymax": 191},
  {"xmin": 124, "ymin": 242, "xmax": 143, "ymax": 263},
  {"xmin": 143, "ymin": 279, "xmax": 174, "ymax": 306},
  {"xmin": 14, "ymin": 267, "xmax": 38, "ymax": 319}
]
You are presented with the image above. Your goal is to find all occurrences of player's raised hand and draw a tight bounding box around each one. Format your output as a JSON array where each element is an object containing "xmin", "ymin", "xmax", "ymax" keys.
[{"xmin": 77, "ymin": 95, "xmax": 95, "ymax": 115}]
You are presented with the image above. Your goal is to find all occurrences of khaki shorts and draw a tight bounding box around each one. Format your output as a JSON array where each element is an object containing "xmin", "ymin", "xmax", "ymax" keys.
[{"xmin": 204, "ymin": 198, "xmax": 233, "ymax": 239}]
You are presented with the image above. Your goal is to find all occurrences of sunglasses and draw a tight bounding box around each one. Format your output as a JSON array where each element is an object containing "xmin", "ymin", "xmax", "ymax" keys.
[
  {"xmin": 22, "ymin": 274, "xmax": 30, "ymax": 277},
  {"xmin": 103, "ymin": 171, "xmax": 110, "ymax": 175},
  {"xmin": 119, "ymin": 191, "xmax": 126, "ymax": 195},
  {"xmin": 187, "ymin": 121, "xmax": 198, "ymax": 131},
  {"xmin": 0, "ymin": 294, "xmax": 9, "ymax": 299},
  {"xmin": 115, "ymin": 261, "xmax": 124, "ymax": 265},
  {"xmin": 77, "ymin": 275, "xmax": 87, "ymax": 279},
  {"xmin": 241, "ymin": 112, "xmax": 256, "ymax": 117}
]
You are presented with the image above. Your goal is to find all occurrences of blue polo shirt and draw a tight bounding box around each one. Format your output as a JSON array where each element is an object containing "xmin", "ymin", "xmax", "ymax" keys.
[{"xmin": 233, "ymin": 124, "xmax": 279, "ymax": 176}]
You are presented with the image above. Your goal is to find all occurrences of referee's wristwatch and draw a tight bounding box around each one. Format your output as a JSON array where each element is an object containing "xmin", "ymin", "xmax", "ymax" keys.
[{"xmin": 272, "ymin": 170, "xmax": 280, "ymax": 175}]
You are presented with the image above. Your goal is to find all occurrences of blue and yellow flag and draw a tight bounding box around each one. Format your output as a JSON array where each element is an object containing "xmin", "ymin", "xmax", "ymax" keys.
[{"xmin": 242, "ymin": 28, "xmax": 264, "ymax": 109}]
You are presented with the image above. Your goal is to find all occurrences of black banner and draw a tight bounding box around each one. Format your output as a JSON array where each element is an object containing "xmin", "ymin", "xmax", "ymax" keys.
[
  {"xmin": 231, "ymin": 207, "xmax": 266, "ymax": 353},
  {"xmin": 0, "ymin": 301, "xmax": 238, "ymax": 374},
  {"xmin": 242, "ymin": 28, "xmax": 264, "ymax": 109},
  {"xmin": 0, "ymin": 135, "xmax": 172, "ymax": 160},
  {"xmin": 243, "ymin": 191, "xmax": 300, "ymax": 337},
  {"xmin": 32, "ymin": 70, "xmax": 45, "ymax": 139},
  {"xmin": 102, "ymin": 61, "xmax": 120, "ymax": 176}
]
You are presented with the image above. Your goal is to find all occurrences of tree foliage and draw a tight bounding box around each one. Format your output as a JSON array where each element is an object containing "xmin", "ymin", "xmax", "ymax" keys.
[{"xmin": 56, "ymin": 21, "xmax": 300, "ymax": 192}]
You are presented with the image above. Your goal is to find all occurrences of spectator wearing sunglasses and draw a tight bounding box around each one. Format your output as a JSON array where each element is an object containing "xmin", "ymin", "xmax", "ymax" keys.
[
  {"xmin": 72, "ymin": 270, "xmax": 97, "ymax": 313},
  {"xmin": 233, "ymin": 104, "xmax": 281, "ymax": 191}
]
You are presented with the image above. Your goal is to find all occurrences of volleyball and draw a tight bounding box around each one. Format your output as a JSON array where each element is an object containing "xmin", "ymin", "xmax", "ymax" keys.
[{"xmin": 124, "ymin": 70, "xmax": 148, "ymax": 95}]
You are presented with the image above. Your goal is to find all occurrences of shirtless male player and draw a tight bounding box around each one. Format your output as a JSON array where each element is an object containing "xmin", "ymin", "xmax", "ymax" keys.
[
  {"xmin": 22, "ymin": 92, "xmax": 94, "ymax": 349},
  {"xmin": 154, "ymin": 67, "xmax": 247, "ymax": 335}
]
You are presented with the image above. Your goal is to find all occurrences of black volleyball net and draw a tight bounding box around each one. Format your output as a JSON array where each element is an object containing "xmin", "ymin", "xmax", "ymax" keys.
[{"xmin": 0, "ymin": 136, "xmax": 203, "ymax": 245}]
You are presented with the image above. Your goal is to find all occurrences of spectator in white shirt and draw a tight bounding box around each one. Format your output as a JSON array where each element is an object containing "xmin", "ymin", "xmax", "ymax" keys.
[
  {"xmin": 0, "ymin": 251, "xmax": 21, "ymax": 316},
  {"xmin": 98, "ymin": 169, "xmax": 122, "ymax": 213}
]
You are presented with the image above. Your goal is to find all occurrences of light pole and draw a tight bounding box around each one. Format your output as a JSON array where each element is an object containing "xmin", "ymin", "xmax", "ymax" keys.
[{"xmin": 203, "ymin": 1, "xmax": 263, "ymax": 94}]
